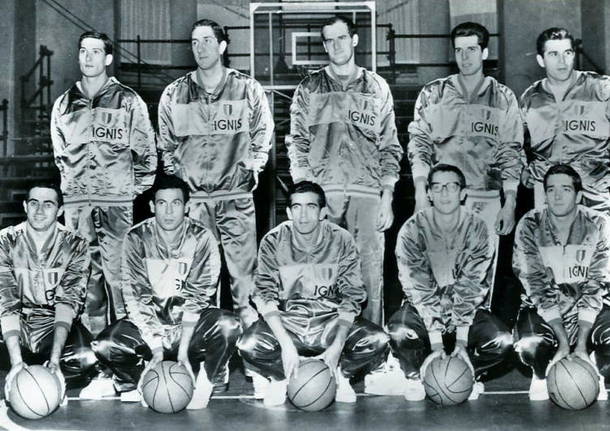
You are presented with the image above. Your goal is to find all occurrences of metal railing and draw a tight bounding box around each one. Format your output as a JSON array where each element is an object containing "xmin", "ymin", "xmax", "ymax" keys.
[{"xmin": 20, "ymin": 45, "xmax": 54, "ymax": 134}]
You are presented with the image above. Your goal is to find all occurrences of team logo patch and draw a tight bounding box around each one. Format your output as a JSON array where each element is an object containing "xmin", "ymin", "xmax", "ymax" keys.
[
  {"xmin": 100, "ymin": 111, "xmax": 113, "ymax": 125},
  {"xmin": 576, "ymin": 249, "xmax": 586, "ymax": 263},
  {"xmin": 223, "ymin": 103, "xmax": 233, "ymax": 116}
]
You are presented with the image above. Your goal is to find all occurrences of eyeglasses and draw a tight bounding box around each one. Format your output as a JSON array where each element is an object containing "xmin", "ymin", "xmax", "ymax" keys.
[{"xmin": 429, "ymin": 182, "xmax": 461, "ymax": 193}]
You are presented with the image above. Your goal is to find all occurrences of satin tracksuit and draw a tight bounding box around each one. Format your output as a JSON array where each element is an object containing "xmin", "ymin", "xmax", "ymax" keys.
[
  {"xmin": 408, "ymin": 74, "xmax": 525, "ymax": 304},
  {"xmin": 513, "ymin": 206, "xmax": 610, "ymax": 378},
  {"xmin": 520, "ymin": 71, "xmax": 610, "ymax": 214},
  {"xmin": 51, "ymin": 77, "xmax": 157, "ymax": 334},
  {"xmin": 389, "ymin": 208, "xmax": 513, "ymax": 379},
  {"xmin": 286, "ymin": 66, "xmax": 403, "ymax": 325},
  {"xmin": 238, "ymin": 221, "xmax": 389, "ymax": 380},
  {"xmin": 90, "ymin": 218, "xmax": 242, "ymax": 391},
  {"xmin": 158, "ymin": 68, "xmax": 274, "ymax": 320},
  {"xmin": 0, "ymin": 223, "xmax": 97, "ymax": 385}
]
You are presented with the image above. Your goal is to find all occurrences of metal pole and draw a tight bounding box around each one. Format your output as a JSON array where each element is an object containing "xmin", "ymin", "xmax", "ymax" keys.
[
  {"xmin": 370, "ymin": 2, "xmax": 376, "ymax": 72},
  {"xmin": 250, "ymin": 3, "xmax": 256, "ymax": 77},
  {"xmin": 137, "ymin": 35, "xmax": 142, "ymax": 89},
  {"xmin": 268, "ymin": 11, "xmax": 276, "ymax": 229},
  {"xmin": 39, "ymin": 46, "xmax": 44, "ymax": 128},
  {"xmin": 46, "ymin": 48, "xmax": 52, "ymax": 118},
  {"xmin": 1, "ymin": 99, "xmax": 7, "ymax": 158}
]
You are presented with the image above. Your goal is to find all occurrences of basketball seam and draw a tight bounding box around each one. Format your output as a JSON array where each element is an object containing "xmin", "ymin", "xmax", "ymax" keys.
[{"xmin": 291, "ymin": 367, "xmax": 330, "ymax": 403}]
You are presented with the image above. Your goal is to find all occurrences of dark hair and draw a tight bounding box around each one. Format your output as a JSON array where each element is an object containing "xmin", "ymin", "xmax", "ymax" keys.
[
  {"xmin": 321, "ymin": 15, "xmax": 356, "ymax": 39},
  {"xmin": 78, "ymin": 31, "xmax": 113, "ymax": 55},
  {"xmin": 427, "ymin": 164, "xmax": 467, "ymax": 190},
  {"xmin": 152, "ymin": 175, "xmax": 191, "ymax": 203},
  {"xmin": 27, "ymin": 182, "xmax": 63, "ymax": 207},
  {"xmin": 451, "ymin": 22, "xmax": 489, "ymax": 49},
  {"xmin": 543, "ymin": 164, "xmax": 582, "ymax": 193},
  {"xmin": 192, "ymin": 19, "xmax": 229, "ymax": 44},
  {"xmin": 536, "ymin": 27, "xmax": 574, "ymax": 56},
  {"xmin": 288, "ymin": 181, "xmax": 326, "ymax": 208}
]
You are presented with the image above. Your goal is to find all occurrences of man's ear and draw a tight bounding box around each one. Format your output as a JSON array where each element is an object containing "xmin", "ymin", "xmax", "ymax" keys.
[
  {"xmin": 57, "ymin": 206, "xmax": 64, "ymax": 219},
  {"xmin": 482, "ymin": 47, "xmax": 489, "ymax": 60},
  {"xmin": 319, "ymin": 207, "xmax": 328, "ymax": 220},
  {"xmin": 219, "ymin": 40, "xmax": 227, "ymax": 55},
  {"xmin": 536, "ymin": 54, "xmax": 546, "ymax": 69},
  {"xmin": 352, "ymin": 34, "xmax": 359, "ymax": 47},
  {"xmin": 286, "ymin": 206, "xmax": 293, "ymax": 220},
  {"xmin": 576, "ymin": 190, "xmax": 583, "ymax": 204},
  {"xmin": 22, "ymin": 200, "xmax": 28, "ymax": 215},
  {"xmin": 105, "ymin": 54, "xmax": 113, "ymax": 67},
  {"xmin": 149, "ymin": 201, "xmax": 155, "ymax": 214}
]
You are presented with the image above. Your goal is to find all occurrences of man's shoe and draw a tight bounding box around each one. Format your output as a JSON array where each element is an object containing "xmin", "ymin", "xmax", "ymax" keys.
[
  {"xmin": 79, "ymin": 377, "xmax": 116, "ymax": 400},
  {"xmin": 187, "ymin": 369, "xmax": 214, "ymax": 410},
  {"xmin": 529, "ymin": 376, "xmax": 549, "ymax": 401},
  {"xmin": 263, "ymin": 379, "xmax": 287, "ymax": 407},
  {"xmin": 468, "ymin": 381, "xmax": 484, "ymax": 400},
  {"xmin": 335, "ymin": 369, "xmax": 357, "ymax": 403},
  {"xmin": 250, "ymin": 371, "xmax": 270, "ymax": 400},
  {"xmin": 364, "ymin": 353, "xmax": 406, "ymax": 396},
  {"xmin": 598, "ymin": 376, "xmax": 608, "ymax": 401},
  {"xmin": 403, "ymin": 378, "xmax": 426, "ymax": 401},
  {"xmin": 120, "ymin": 389, "xmax": 141, "ymax": 403}
]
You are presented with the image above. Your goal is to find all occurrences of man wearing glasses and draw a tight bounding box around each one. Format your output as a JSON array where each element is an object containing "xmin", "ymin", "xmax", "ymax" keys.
[{"xmin": 387, "ymin": 164, "xmax": 513, "ymax": 401}]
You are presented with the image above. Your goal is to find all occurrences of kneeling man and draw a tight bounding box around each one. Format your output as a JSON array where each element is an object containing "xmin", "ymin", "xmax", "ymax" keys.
[
  {"xmin": 238, "ymin": 181, "xmax": 389, "ymax": 406},
  {"xmin": 388, "ymin": 164, "xmax": 513, "ymax": 401},
  {"xmin": 0, "ymin": 183, "xmax": 96, "ymax": 404},
  {"xmin": 80, "ymin": 175, "xmax": 242, "ymax": 409},
  {"xmin": 514, "ymin": 164, "xmax": 610, "ymax": 401}
]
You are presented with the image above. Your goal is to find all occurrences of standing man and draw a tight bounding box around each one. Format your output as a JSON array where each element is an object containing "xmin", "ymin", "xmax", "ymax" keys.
[
  {"xmin": 51, "ymin": 31, "xmax": 157, "ymax": 335},
  {"xmin": 407, "ymin": 22, "xmax": 523, "ymax": 289},
  {"xmin": 520, "ymin": 27, "xmax": 610, "ymax": 214},
  {"xmin": 80, "ymin": 175, "xmax": 242, "ymax": 409},
  {"xmin": 513, "ymin": 164, "xmax": 610, "ymax": 401},
  {"xmin": 238, "ymin": 181, "xmax": 389, "ymax": 406},
  {"xmin": 158, "ymin": 19, "xmax": 274, "ymax": 327},
  {"xmin": 286, "ymin": 15, "xmax": 403, "ymax": 325},
  {"xmin": 0, "ymin": 183, "xmax": 97, "ymax": 403},
  {"xmin": 388, "ymin": 164, "xmax": 513, "ymax": 401}
]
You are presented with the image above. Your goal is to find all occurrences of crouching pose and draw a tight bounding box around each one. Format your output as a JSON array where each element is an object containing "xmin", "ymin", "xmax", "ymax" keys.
[
  {"xmin": 238, "ymin": 181, "xmax": 389, "ymax": 406},
  {"xmin": 388, "ymin": 164, "xmax": 513, "ymax": 401},
  {"xmin": 80, "ymin": 176, "xmax": 242, "ymax": 409},
  {"xmin": 513, "ymin": 164, "xmax": 610, "ymax": 401},
  {"xmin": 0, "ymin": 183, "xmax": 97, "ymax": 404}
]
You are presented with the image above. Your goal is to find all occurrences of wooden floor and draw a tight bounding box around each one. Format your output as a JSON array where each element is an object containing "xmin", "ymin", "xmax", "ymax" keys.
[{"xmin": 1, "ymin": 369, "xmax": 608, "ymax": 431}]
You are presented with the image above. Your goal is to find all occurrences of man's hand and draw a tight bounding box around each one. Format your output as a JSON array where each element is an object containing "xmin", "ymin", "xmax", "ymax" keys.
[
  {"xmin": 239, "ymin": 306, "xmax": 259, "ymax": 329},
  {"xmin": 137, "ymin": 350, "xmax": 164, "ymax": 395},
  {"xmin": 376, "ymin": 191, "xmax": 395, "ymax": 231},
  {"xmin": 420, "ymin": 350, "xmax": 444, "ymax": 379},
  {"xmin": 450, "ymin": 345, "xmax": 475, "ymax": 378},
  {"xmin": 177, "ymin": 353, "xmax": 197, "ymax": 388},
  {"xmin": 4, "ymin": 362, "xmax": 25, "ymax": 402},
  {"xmin": 280, "ymin": 340, "xmax": 300, "ymax": 380},
  {"xmin": 45, "ymin": 360, "xmax": 66, "ymax": 403},
  {"xmin": 571, "ymin": 345, "xmax": 593, "ymax": 366},
  {"xmin": 414, "ymin": 188, "xmax": 431, "ymax": 214},
  {"xmin": 546, "ymin": 343, "xmax": 570, "ymax": 376},
  {"xmin": 495, "ymin": 204, "xmax": 515, "ymax": 235},
  {"xmin": 315, "ymin": 343, "xmax": 343, "ymax": 377}
]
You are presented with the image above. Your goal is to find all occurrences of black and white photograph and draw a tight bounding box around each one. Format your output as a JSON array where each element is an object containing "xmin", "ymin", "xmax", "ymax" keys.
[{"xmin": 0, "ymin": 0, "xmax": 608, "ymax": 429}]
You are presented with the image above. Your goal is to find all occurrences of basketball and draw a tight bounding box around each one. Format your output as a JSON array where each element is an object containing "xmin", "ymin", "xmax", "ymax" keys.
[
  {"xmin": 287, "ymin": 359, "xmax": 337, "ymax": 411},
  {"xmin": 8, "ymin": 365, "xmax": 62, "ymax": 420},
  {"xmin": 140, "ymin": 361, "xmax": 194, "ymax": 414},
  {"xmin": 423, "ymin": 356, "xmax": 474, "ymax": 406},
  {"xmin": 547, "ymin": 357, "xmax": 599, "ymax": 410}
]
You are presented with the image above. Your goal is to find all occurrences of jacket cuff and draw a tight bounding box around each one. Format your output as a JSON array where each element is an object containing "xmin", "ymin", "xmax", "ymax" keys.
[
  {"xmin": 182, "ymin": 311, "xmax": 201, "ymax": 328},
  {"xmin": 54, "ymin": 303, "xmax": 75, "ymax": 328},
  {"xmin": 456, "ymin": 326, "xmax": 469, "ymax": 345},
  {"xmin": 381, "ymin": 175, "xmax": 398, "ymax": 190},
  {"xmin": 429, "ymin": 330, "xmax": 443, "ymax": 349},
  {"xmin": 579, "ymin": 309, "xmax": 599, "ymax": 325},
  {"xmin": 149, "ymin": 336, "xmax": 163, "ymax": 352},
  {"xmin": 1, "ymin": 314, "xmax": 21, "ymax": 339},
  {"xmin": 539, "ymin": 306, "xmax": 562, "ymax": 324},
  {"xmin": 338, "ymin": 311, "xmax": 356, "ymax": 327},
  {"xmin": 502, "ymin": 180, "xmax": 519, "ymax": 194}
]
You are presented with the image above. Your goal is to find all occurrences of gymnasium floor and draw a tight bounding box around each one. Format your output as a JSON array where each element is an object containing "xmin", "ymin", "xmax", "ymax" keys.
[{"xmin": 1, "ymin": 367, "xmax": 608, "ymax": 431}]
